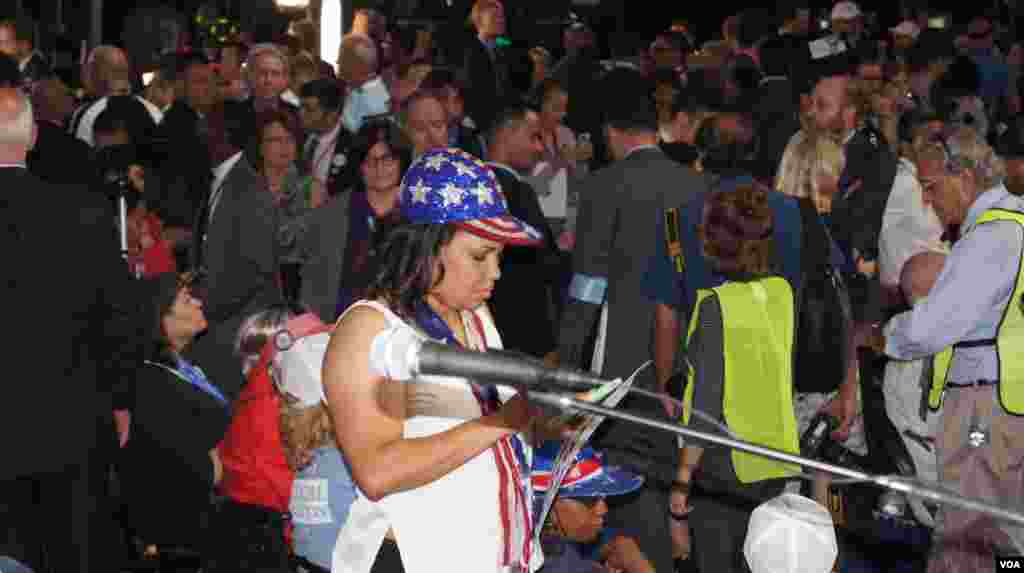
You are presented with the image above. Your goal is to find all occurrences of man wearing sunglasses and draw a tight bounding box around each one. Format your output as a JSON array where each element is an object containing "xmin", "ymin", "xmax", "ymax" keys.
[{"xmin": 858, "ymin": 127, "xmax": 1024, "ymax": 570}]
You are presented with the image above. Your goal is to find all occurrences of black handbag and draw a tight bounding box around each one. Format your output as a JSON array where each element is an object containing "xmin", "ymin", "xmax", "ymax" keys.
[{"xmin": 793, "ymin": 198, "xmax": 852, "ymax": 395}]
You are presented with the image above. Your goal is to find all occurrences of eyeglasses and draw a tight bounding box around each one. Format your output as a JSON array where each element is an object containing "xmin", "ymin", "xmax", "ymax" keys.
[
  {"xmin": 927, "ymin": 132, "xmax": 972, "ymax": 175},
  {"xmin": 365, "ymin": 153, "xmax": 398, "ymax": 169}
]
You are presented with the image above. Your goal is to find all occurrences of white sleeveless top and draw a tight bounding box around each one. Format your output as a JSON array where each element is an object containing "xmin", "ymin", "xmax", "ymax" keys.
[{"xmin": 331, "ymin": 300, "xmax": 542, "ymax": 573}]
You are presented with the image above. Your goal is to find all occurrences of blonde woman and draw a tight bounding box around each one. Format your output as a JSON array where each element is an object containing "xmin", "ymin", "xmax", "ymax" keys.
[
  {"xmin": 276, "ymin": 327, "xmax": 353, "ymax": 573},
  {"xmin": 776, "ymin": 131, "xmax": 845, "ymax": 214},
  {"xmin": 809, "ymin": 135, "xmax": 846, "ymax": 215}
]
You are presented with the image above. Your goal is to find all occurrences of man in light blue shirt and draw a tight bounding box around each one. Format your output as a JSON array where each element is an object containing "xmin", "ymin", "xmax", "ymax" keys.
[
  {"xmin": 859, "ymin": 128, "xmax": 1024, "ymax": 569},
  {"xmin": 338, "ymin": 33, "xmax": 390, "ymax": 133}
]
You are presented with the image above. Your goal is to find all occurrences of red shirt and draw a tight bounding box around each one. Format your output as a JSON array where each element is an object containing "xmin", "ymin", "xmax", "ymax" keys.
[
  {"xmin": 128, "ymin": 212, "xmax": 175, "ymax": 278},
  {"xmin": 217, "ymin": 359, "xmax": 293, "ymax": 513}
]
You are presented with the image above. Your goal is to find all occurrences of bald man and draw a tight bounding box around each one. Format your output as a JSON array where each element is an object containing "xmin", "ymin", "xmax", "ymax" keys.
[
  {"xmin": 338, "ymin": 33, "xmax": 390, "ymax": 133},
  {"xmin": 901, "ymin": 251, "xmax": 947, "ymax": 305},
  {"xmin": 0, "ymin": 87, "xmax": 141, "ymax": 573},
  {"xmin": 880, "ymin": 250, "xmax": 947, "ymax": 528},
  {"xmin": 69, "ymin": 45, "xmax": 163, "ymax": 146}
]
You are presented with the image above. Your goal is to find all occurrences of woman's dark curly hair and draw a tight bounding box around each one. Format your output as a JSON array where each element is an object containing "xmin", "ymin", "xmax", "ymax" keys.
[{"xmin": 364, "ymin": 220, "xmax": 459, "ymax": 320}]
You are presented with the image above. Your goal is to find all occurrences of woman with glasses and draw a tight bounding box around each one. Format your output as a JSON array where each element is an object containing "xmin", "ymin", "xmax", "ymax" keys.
[{"xmin": 298, "ymin": 119, "xmax": 410, "ymax": 323}]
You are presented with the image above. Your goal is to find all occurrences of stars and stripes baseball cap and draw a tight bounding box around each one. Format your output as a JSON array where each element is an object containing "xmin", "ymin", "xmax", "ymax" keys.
[
  {"xmin": 530, "ymin": 442, "xmax": 644, "ymax": 499},
  {"xmin": 400, "ymin": 148, "xmax": 544, "ymax": 246}
]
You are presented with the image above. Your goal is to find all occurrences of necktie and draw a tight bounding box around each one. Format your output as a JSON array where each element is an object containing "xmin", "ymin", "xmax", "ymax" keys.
[{"xmin": 303, "ymin": 134, "xmax": 320, "ymax": 173}]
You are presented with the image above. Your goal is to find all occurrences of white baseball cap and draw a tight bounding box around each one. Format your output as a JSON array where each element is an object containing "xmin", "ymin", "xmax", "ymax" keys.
[
  {"xmin": 830, "ymin": 2, "xmax": 861, "ymax": 20},
  {"xmin": 744, "ymin": 493, "xmax": 838, "ymax": 573},
  {"xmin": 274, "ymin": 331, "xmax": 332, "ymax": 407},
  {"xmin": 890, "ymin": 20, "xmax": 921, "ymax": 39}
]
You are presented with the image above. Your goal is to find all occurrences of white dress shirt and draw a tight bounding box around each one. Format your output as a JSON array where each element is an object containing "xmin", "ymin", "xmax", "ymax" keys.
[
  {"xmin": 341, "ymin": 76, "xmax": 391, "ymax": 133},
  {"xmin": 312, "ymin": 121, "xmax": 344, "ymax": 184},
  {"xmin": 878, "ymin": 159, "xmax": 948, "ymax": 288},
  {"xmin": 208, "ymin": 151, "xmax": 245, "ymax": 223},
  {"xmin": 74, "ymin": 95, "xmax": 164, "ymax": 146}
]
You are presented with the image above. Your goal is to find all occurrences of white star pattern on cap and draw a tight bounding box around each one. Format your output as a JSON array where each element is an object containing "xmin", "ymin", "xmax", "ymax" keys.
[
  {"xmin": 471, "ymin": 183, "xmax": 494, "ymax": 205},
  {"xmin": 424, "ymin": 154, "xmax": 447, "ymax": 171},
  {"xmin": 453, "ymin": 161, "xmax": 477, "ymax": 179},
  {"xmin": 439, "ymin": 183, "xmax": 465, "ymax": 207},
  {"xmin": 410, "ymin": 179, "xmax": 431, "ymax": 204}
]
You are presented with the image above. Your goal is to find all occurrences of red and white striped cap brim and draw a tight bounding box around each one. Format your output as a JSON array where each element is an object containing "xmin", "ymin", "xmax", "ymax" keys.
[{"xmin": 456, "ymin": 215, "xmax": 544, "ymax": 247}]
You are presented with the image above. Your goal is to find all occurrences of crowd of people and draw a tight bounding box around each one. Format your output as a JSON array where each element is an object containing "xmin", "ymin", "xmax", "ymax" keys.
[{"xmin": 3, "ymin": 0, "xmax": 1024, "ymax": 572}]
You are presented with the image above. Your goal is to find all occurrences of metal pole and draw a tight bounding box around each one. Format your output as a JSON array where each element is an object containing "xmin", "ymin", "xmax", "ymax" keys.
[{"xmin": 528, "ymin": 391, "xmax": 1024, "ymax": 527}]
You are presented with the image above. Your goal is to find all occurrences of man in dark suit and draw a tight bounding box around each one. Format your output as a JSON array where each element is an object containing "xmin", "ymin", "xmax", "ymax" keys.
[
  {"xmin": 458, "ymin": 0, "xmax": 510, "ymax": 132},
  {"xmin": 751, "ymin": 36, "xmax": 802, "ymax": 182},
  {"xmin": 299, "ymin": 78, "xmax": 357, "ymax": 199},
  {"xmin": 0, "ymin": 87, "xmax": 140, "ymax": 573},
  {"xmin": 485, "ymin": 103, "xmax": 562, "ymax": 360},
  {"xmin": 188, "ymin": 106, "xmax": 282, "ymax": 403},
  {"xmin": 658, "ymin": 85, "xmax": 710, "ymax": 169},
  {"xmin": 0, "ymin": 18, "xmax": 50, "ymax": 87},
  {"xmin": 298, "ymin": 190, "xmax": 354, "ymax": 323},
  {"xmin": 556, "ymin": 68, "xmax": 708, "ymax": 573}
]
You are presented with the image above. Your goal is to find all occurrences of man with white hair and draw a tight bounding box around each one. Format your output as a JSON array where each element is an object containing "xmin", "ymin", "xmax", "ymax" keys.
[
  {"xmin": 338, "ymin": 33, "xmax": 390, "ymax": 133},
  {"xmin": 221, "ymin": 43, "xmax": 302, "ymax": 164},
  {"xmin": 69, "ymin": 44, "xmax": 162, "ymax": 146},
  {"xmin": 859, "ymin": 128, "xmax": 1024, "ymax": 570},
  {"xmin": 246, "ymin": 43, "xmax": 300, "ymax": 109},
  {"xmin": 0, "ymin": 86, "xmax": 141, "ymax": 573},
  {"xmin": 223, "ymin": 42, "xmax": 300, "ymax": 123}
]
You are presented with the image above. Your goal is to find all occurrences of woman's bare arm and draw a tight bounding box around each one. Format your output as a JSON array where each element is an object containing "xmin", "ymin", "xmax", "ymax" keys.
[{"xmin": 324, "ymin": 306, "xmax": 532, "ymax": 501}]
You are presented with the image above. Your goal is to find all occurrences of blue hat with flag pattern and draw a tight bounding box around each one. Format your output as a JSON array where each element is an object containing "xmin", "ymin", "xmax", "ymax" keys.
[
  {"xmin": 400, "ymin": 148, "xmax": 544, "ymax": 246},
  {"xmin": 531, "ymin": 441, "xmax": 644, "ymax": 498}
]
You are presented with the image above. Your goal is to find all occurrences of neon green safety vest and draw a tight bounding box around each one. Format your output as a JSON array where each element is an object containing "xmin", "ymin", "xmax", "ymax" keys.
[
  {"xmin": 929, "ymin": 209, "xmax": 1024, "ymax": 413},
  {"xmin": 679, "ymin": 277, "xmax": 801, "ymax": 483}
]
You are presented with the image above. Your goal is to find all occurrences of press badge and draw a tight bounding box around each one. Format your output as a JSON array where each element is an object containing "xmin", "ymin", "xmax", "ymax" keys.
[{"xmin": 290, "ymin": 478, "xmax": 334, "ymax": 525}]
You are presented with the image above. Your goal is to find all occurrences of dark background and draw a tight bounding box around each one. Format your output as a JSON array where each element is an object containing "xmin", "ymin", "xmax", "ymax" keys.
[
  {"xmin": 88, "ymin": 0, "xmax": 1012, "ymax": 47},
  {"xmin": 8, "ymin": 0, "xmax": 1019, "ymax": 72}
]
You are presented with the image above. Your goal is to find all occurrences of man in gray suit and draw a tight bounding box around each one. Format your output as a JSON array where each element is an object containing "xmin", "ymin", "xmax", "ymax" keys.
[
  {"xmin": 189, "ymin": 110, "xmax": 282, "ymax": 403},
  {"xmin": 556, "ymin": 68, "xmax": 708, "ymax": 573},
  {"xmin": 299, "ymin": 190, "xmax": 353, "ymax": 323}
]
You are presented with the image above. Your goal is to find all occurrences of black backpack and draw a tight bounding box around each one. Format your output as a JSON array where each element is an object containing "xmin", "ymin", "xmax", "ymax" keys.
[{"xmin": 794, "ymin": 197, "xmax": 852, "ymax": 395}]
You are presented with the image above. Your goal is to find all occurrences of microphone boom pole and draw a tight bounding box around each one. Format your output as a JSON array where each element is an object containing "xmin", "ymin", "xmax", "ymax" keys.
[
  {"xmin": 391, "ymin": 336, "xmax": 1024, "ymax": 525},
  {"xmin": 527, "ymin": 391, "xmax": 1024, "ymax": 528}
]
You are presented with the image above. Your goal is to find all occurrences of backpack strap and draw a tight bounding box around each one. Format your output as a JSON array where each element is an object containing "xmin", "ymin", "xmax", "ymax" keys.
[{"xmin": 664, "ymin": 206, "xmax": 685, "ymax": 274}]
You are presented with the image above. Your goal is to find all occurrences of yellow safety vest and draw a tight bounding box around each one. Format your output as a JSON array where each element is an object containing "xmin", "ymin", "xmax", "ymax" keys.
[
  {"xmin": 680, "ymin": 277, "xmax": 801, "ymax": 483},
  {"xmin": 928, "ymin": 209, "xmax": 1024, "ymax": 414}
]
